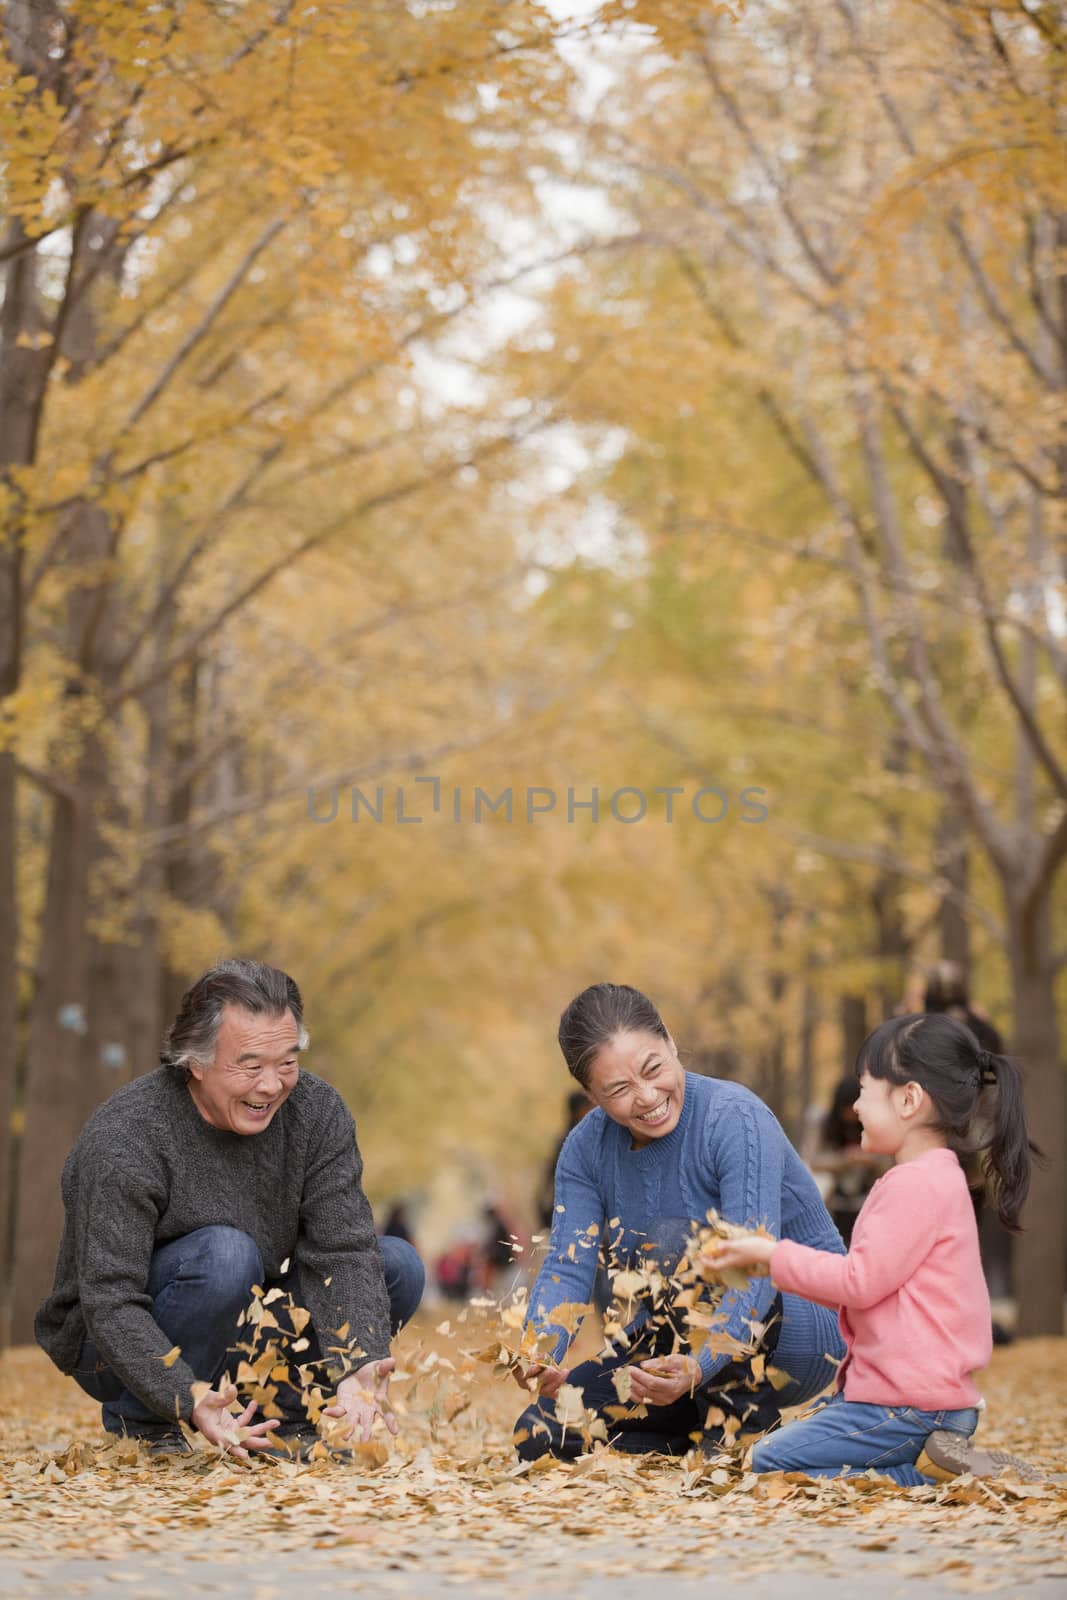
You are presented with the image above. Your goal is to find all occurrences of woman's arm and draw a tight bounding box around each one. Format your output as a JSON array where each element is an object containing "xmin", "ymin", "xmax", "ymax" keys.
[
  {"xmin": 524, "ymin": 1131, "xmax": 606, "ymax": 1365},
  {"xmin": 697, "ymin": 1100, "xmax": 785, "ymax": 1384}
]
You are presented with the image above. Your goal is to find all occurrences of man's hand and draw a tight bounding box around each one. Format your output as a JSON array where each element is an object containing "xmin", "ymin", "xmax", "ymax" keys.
[
  {"xmin": 323, "ymin": 1357, "xmax": 398, "ymax": 1444},
  {"xmin": 700, "ymin": 1234, "xmax": 776, "ymax": 1275},
  {"xmin": 628, "ymin": 1353, "xmax": 702, "ymax": 1407},
  {"xmin": 511, "ymin": 1361, "xmax": 570, "ymax": 1399},
  {"xmin": 190, "ymin": 1383, "xmax": 280, "ymax": 1459}
]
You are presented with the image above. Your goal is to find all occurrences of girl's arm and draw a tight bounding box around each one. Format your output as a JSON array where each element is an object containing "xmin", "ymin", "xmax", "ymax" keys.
[{"xmin": 710, "ymin": 1166, "xmax": 939, "ymax": 1311}]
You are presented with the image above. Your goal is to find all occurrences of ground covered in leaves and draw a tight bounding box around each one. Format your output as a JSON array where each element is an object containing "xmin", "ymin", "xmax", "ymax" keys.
[{"xmin": 2, "ymin": 1317, "xmax": 1066, "ymax": 1597}]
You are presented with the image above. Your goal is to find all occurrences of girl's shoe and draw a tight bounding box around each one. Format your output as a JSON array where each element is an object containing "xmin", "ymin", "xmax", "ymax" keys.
[{"xmin": 918, "ymin": 1428, "xmax": 1043, "ymax": 1484}]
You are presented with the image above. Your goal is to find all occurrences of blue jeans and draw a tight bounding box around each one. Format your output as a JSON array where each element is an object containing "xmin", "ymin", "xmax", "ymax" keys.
[
  {"xmin": 751, "ymin": 1390, "xmax": 979, "ymax": 1486},
  {"xmin": 514, "ymin": 1316, "xmax": 787, "ymax": 1461},
  {"xmin": 516, "ymin": 1216, "xmax": 792, "ymax": 1462},
  {"xmin": 72, "ymin": 1227, "xmax": 425, "ymax": 1435}
]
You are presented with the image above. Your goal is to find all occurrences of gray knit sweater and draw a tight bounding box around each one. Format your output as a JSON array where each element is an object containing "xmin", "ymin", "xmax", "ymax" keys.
[{"xmin": 35, "ymin": 1067, "xmax": 391, "ymax": 1422}]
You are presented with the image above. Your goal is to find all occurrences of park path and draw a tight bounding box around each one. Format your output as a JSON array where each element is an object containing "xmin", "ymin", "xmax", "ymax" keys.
[
  {"xmin": 3, "ymin": 1337, "xmax": 1066, "ymax": 1598},
  {"xmin": 2, "ymin": 1520, "xmax": 1066, "ymax": 1600}
]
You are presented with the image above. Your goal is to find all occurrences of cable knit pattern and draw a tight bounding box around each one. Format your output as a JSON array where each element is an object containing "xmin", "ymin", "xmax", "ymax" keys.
[{"xmin": 528, "ymin": 1073, "xmax": 845, "ymax": 1393}]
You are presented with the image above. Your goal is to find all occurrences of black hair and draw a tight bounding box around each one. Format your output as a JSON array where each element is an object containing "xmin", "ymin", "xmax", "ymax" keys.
[
  {"xmin": 161, "ymin": 958, "xmax": 307, "ymax": 1079},
  {"xmin": 558, "ymin": 983, "xmax": 669, "ymax": 1088},
  {"xmin": 823, "ymin": 1075, "xmax": 862, "ymax": 1149},
  {"xmin": 857, "ymin": 1012, "xmax": 1035, "ymax": 1231}
]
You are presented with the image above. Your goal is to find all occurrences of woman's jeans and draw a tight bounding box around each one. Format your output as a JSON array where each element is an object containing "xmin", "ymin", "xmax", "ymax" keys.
[
  {"xmin": 72, "ymin": 1226, "xmax": 425, "ymax": 1436},
  {"xmin": 514, "ymin": 1307, "xmax": 786, "ymax": 1461},
  {"xmin": 752, "ymin": 1390, "xmax": 980, "ymax": 1487},
  {"xmin": 516, "ymin": 1217, "xmax": 790, "ymax": 1462}
]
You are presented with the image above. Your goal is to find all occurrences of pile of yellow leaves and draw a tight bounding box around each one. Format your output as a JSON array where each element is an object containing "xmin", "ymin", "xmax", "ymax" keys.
[{"xmin": 1, "ymin": 1309, "xmax": 1065, "ymax": 1590}]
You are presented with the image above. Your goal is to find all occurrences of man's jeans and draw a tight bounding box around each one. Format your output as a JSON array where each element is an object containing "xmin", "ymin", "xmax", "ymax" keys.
[
  {"xmin": 751, "ymin": 1390, "xmax": 979, "ymax": 1487},
  {"xmin": 72, "ymin": 1226, "xmax": 425, "ymax": 1436}
]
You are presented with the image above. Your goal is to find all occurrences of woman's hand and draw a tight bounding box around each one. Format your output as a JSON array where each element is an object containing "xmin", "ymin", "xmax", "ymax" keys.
[
  {"xmin": 700, "ymin": 1234, "xmax": 776, "ymax": 1275},
  {"xmin": 512, "ymin": 1361, "xmax": 570, "ymax": 1398},
  {"xmin": 628, "ymin": 1353, "xmax": 702, "ymax": 1406}
]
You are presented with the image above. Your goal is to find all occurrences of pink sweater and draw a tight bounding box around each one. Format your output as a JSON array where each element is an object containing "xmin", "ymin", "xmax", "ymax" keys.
[{"xmin": 771, "ymin": 1147, "xmax": 991, "ymax": 1409}]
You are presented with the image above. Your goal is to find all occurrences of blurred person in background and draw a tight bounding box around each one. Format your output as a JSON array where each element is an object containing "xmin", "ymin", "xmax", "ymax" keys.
[
  {"xmin": 381, "ymin": 1200, "xmax": 415, "ymax": 1247},
  {"xmin": 536, "ymin": 1088, "xmax": 610, "ymax": 1316},
  {"xmin": 924, "ymin": 962, "xmax": 1003, "ymax": 1056},
  {"xmin": 536, "ymin": 1090, "xmax": 592, "ymax": 1230},
  {"xmin": 483, "ymin": 1200, "xmax": 522, "ymax": 1296},
  {"xmin": 801, "ymin": 1076, "xmax": 888, "ymax": 1246}
]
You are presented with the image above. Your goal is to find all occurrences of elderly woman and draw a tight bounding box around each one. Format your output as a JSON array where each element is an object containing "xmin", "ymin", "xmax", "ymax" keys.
[{"xmin": 514, "ymin": 983, "xmax": 846, "ymax": 1460}]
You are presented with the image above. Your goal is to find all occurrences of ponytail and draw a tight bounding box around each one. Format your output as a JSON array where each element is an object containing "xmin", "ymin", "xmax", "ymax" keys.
[
  {"xmin": 975, "ymin": 1049, "xmax": 1037, "ymax": 1233},
  {"xmin": 859, "ymin": 1014, "xmax": 1039, "ymax": 1232}
]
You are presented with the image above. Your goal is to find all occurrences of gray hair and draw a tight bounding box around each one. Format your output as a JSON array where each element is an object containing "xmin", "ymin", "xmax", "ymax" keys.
[{"xmin": 161, "ymin": 959, "xmax": 309, "ymax": 1077}]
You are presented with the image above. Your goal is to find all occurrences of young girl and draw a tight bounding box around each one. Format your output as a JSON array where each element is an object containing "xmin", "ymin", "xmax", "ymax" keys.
[{"xmin": 705, "ymin": 1012, "xmax": 1039, "ymax": 1485}]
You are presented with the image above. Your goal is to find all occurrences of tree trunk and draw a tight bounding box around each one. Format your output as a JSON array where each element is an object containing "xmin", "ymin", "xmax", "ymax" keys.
[
  {"xmin": 10, "ymin": 489, "xmax": 121, "ymax": 1339},
  {"xmin": 9, "ymin": 761, "xmax": 96, "ymax": 1341},
  {"xmin": 1006, "ymin": 888, "xmax": 1065, "ymax": 1337},
  {"xmin": 794, "ymin": 976, "xmax": 818, "ymax": 1147},
  {"xmin": 0, "ymin": 209, "xmax": 54, "ymax": 1341},
  {"xmin": 161, "ymin": 660, "xmax": 201, "ymax": 1027},
  {"xmin": 0, "ymin": 746, "xmax": 16, "ymax": 1344},
  {"xmin": 0, "ymin": 224, "xmax": 47, "ymax": 1332},
  {"xmin": 840, "ymin": 993, "xmax": 867, "ymax": 1074},
  {"xmin": 935, "ymin": 807, "xmax": 970, "ymax": 971}
]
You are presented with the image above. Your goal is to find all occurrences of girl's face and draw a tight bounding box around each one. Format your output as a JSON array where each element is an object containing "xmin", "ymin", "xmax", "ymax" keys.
[
  {"xmin": 584, "ymin": 1029, "xmax": 686, "ymax": 1148},
  {"xmin": 854, "ymin": 1070, "xmax": 907, "ymax": 1156}
]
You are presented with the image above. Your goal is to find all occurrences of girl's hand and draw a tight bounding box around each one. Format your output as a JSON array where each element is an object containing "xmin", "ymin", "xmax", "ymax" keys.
[
  {"xmin": 700, "ymin": 1234, "xmax": 776, "ymax": 1275},
  {"xmin": 629, "ymin": 1353, "xmax": 702, "ymax": 1406}
]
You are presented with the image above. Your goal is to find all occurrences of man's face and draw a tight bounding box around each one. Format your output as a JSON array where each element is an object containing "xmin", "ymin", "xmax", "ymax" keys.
[{"xmin": 186, "ymin": 1005, "xmax": 302, "ymax": 1135}]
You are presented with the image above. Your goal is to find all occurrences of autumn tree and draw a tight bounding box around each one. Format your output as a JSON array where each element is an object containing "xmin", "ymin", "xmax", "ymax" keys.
[
  {"xmin": 504, "ymin": 0, "xmax": 1066, "ymax": 1328},
  {"xmin": 0, "ymin": 0, "xmax": 616, "ymax": 1339}
]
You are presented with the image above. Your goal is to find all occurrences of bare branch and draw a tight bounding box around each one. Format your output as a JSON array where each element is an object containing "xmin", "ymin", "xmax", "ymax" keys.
[
  {"xmin": 837, "ymin": 0, "xmax": 1059, "ymax": 387},
  {"xmin": 108, "ymin": 389, "xmax": 584, "ymax": 710},
  {"xmin": 118, "ymin": 217, "xmax": 288, "ymax": 437},
  {"xmin": 781, "ymin": 827, "xmax": 1006, "ymax": 945},
  {"xmin": 845, "ymin": 374, "xmax": 1018, "ymax": 874},
  {"xmin": 692, "ymin": 37, "xmax": 840, "ymax": 290},
  {"xmin": 1026, "ymin": 806, "xmax": 1067, "ymax": 920},
  {"xmin": 883, "ymin": 389, "xmax": 1067, "ymax": 797},
  {"xmin": 15, "ymin": 760, "xmax": 74, "ymax": 803}
]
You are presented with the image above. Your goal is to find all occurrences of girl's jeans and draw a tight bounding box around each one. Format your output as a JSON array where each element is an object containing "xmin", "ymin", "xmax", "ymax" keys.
[{"xmin": 752, "ymin": 1389, "xmax": 980, "ymax": 1486}]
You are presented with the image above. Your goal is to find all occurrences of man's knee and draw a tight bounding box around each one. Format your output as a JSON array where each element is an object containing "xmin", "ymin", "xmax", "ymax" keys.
[
  {"xmin": 379, "ymin": 1235, "xmax": 425, "ymax": 1332},
  {"xmin": 172, "ymin": 1226, "xmax": 263, "ymax": 1305}
]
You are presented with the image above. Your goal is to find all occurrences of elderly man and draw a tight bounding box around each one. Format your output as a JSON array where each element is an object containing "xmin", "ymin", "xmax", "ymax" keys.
[{"xmin": 36, "ymin": 959, "xmax": 423, "ymax": 1456}]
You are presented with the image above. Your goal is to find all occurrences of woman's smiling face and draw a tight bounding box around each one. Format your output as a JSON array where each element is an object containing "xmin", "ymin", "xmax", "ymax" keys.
[{"xmin": 583, "ymin": 1028, "xmax": 686, "ymax": 1147}]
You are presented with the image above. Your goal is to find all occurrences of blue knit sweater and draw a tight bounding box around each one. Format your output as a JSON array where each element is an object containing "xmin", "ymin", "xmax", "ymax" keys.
[{"xmin": 527, "ymin": 1073, "xmax": 846, "ymax": 1393}]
